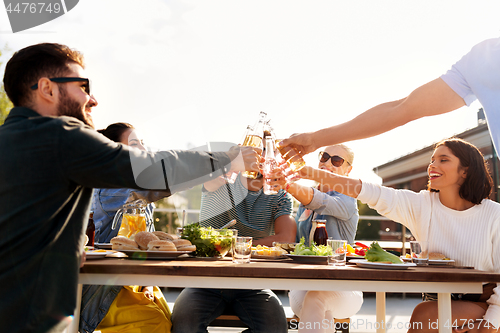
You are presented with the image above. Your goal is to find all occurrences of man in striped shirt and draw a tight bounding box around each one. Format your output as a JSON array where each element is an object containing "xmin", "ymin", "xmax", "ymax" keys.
[{"xmin": 171, "ymin": 172, "xmax": 296, "ymax": 333}]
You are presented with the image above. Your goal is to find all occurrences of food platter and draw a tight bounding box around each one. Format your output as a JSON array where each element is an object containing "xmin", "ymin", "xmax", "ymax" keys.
[
  {"xmin": 429, "ymin": 259, "xmax": 455, "ymax": 265},
  {"xmin": 285, "ymin": 254, "xmax": 328, "ymax": 264},
  {"xmin": 350, "ymin": 259, "xmax": 416, "ymax": 270},
  {"xmin": 251, "ymin": 253, "xmax": 289, "ymax": 260},
  {"xmin": 120, "ymin": 250, "xmax": 193, "ymax": 260},
  {"xmin": 85, "ymin": 250, "xmax": 115, "ymax": 259},
  {"xmin": 400, "ymin": 256, "xmax": 455, "ymax": 265}
]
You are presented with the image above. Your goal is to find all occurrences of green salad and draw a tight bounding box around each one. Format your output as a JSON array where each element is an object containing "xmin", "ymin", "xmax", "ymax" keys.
[
  {"xmin": 291, "ymin": 237, "xmax": 333, "ymax": 256},
  {"xmin": 181, "ymin": 223, "xmax": 235, "ymax": 257}
]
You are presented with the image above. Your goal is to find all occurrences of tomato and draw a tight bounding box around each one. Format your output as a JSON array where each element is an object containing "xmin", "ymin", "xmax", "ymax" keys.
[{"xmin": 355, "ymin": 248, "xmax": 366, "ymax": 256}]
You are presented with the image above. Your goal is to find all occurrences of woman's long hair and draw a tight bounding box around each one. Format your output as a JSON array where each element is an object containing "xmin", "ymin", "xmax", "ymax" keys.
[{"xmin": 427, "ymin": 138, "xmax": 493, "ymax": 204}]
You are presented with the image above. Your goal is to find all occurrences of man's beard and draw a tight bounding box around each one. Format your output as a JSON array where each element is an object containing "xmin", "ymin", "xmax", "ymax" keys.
[{"xmin": 56, "ymin": 86, "xmax": 95, "ymax": 129}]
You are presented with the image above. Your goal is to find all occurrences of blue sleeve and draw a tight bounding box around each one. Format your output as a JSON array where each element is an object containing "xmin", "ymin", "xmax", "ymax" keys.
[{"xmin": 305, "ymin": 189, "xmax": 357, "ymax": 221}]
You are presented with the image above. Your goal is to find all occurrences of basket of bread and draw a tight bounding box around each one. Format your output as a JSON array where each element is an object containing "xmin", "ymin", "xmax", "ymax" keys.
[{"xmin": 110, "ymin": 231, "xmax": 196, "ymax": 259}]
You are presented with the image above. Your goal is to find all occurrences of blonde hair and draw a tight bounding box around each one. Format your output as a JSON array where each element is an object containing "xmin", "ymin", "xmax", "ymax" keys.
[{"xmin": 329, "ymin": 144, "xmax": 354, "ymax": 165}]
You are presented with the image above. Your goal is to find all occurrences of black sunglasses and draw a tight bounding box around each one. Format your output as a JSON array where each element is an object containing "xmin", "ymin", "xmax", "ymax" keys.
[
  {"xmin": 318, "ymin": 151, "xmax": 350, "ymax": 167},
  {"xmin": 31, "ymin": 77, "xmax": 91, "ymax": 95}
]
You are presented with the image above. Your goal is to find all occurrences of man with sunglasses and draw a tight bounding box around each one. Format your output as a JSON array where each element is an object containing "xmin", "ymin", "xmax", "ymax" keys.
[
  {"xmin": 285, "ymin": 145, "xmax": 359, "ymax": 245},
  {"xmin": 0, "ymin": 43, "xmax": 260, "ymax": 333}
]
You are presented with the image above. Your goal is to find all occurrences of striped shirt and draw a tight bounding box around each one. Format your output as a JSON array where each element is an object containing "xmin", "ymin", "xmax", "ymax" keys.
[{"xmin": 200, "ymin": 176, "xmax": 293, "ymax": 239}]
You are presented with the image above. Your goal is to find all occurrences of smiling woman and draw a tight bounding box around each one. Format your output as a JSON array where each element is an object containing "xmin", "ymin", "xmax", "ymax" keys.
[
  {"xmin": 427, "ymin": 138, "xmax": 493, "ymax": 207},
  {"xmin": 275, "ymin": 137, "xmax": 500, "ymax": 331}
]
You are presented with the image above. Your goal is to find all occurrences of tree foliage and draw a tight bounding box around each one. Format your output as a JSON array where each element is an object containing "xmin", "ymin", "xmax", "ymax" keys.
[{"xmin": 0, "ymin": 45, "xmax": 13, "ymax": 125}]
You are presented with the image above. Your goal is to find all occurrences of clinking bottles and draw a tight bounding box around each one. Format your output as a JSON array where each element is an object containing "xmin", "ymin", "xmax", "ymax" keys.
[
  {"xmin": 242, "ymin": 111, "xmax": 267, "ymax": 179},
  {"xmin": 225, "ymin": 125, "xmax": 253, "ymax": 184},
  {"xmin": 262, "ymin": 137, "xmax": 278, "ymax": 195}
]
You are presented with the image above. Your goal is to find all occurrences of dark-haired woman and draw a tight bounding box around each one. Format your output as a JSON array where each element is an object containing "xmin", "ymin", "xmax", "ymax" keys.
[
  {"xmin": 80, "ymin": 123, "xmax": 172, "ymax": 333},
  {"xmin": 271, "ymin": 138, "xmax": 500, "ymax": 331},
  {"xmin": 92, "ymin": 123, "xmax": 156, "ymax": 243}
]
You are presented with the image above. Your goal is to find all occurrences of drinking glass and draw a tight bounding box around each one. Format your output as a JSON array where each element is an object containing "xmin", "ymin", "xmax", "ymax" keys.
[
  {"xmin": 327, "ymin": 239, "xmax": 347, "ymax": 267},
  {"xmin": 232, "ymin": 236, "xmax": 253, "ymax": 264},
  {"xmin": 410, "ymin": 241, "xmax": 428, "ymax": 266}
]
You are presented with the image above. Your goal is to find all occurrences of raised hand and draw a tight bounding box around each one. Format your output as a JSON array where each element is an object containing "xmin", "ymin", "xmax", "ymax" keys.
[{"xmin": 279, "ymin": 132, "xmax": 318, "ymax": 156}]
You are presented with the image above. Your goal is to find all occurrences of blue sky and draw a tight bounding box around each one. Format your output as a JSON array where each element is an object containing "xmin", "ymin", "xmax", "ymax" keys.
[{"xmin": 1, "ymin": 0, "xmax": 499, "ymax": 184}]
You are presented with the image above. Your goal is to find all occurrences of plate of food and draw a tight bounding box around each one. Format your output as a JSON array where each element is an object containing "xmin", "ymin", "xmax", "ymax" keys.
[
  {"xmin": 401, "ymin": 253, "xmax": 455, "ymax": 265},
  {"xmin": 251, "ymin": 245, "xmax": 288, "ymax": 259},
  {"xmin": 109, "ymin": 231, "xmax": 196, "ymax": 260},
  {"xmin": 94, "ymin": 243, "xmax": 112, "ymax": 250},
  {"xmin": 350, "ymin": 259, "xmax": 416, "ymax": 270},
  {"xmin": 352, "ymin": 242, "xmax": 414, "ymax": 269},
  {"xmin": 284, "ymin": 238, "xmax": 333, "ymax": 264},
  {"xmin": 119, "ymin": 250, "xmax": 193, "ymax": 260},
  {"xmin": 85, "ymin": 249, "xmax": 115, "ymax": 259},
  {"xmin": 285, "ymin": 254, "xmax": 328, "ymax": 263}
]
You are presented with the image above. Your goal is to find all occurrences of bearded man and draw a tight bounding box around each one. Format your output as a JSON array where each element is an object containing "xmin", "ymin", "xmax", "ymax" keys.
[{"xmin": 0, "ymin": 43, "xmax": 260, "ymax": 333}]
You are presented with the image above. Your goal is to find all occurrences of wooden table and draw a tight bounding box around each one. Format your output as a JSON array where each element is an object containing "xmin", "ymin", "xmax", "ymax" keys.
[{"xmin": 72, "ymin": 257, "xmax": 500, "ymax": 333}]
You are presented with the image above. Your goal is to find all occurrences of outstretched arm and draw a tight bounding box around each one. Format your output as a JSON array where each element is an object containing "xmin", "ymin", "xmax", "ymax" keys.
[{"xmin": 280, "ymin": 78, "xmax": 465, "ymax": 155}]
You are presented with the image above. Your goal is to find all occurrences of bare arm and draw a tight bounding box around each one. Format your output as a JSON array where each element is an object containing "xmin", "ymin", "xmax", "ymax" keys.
[
  {"xmin": 254, "ymin": 215, "xmax": 297, "ymax": 246},
  {"xmin": 299, "ymin": 166, "xmax": 363, "ymax": 199},
  {"xmin": 287, "ymin": 182, "xmax": 313, "ymax": 206},
  {"xmin": 281, "ymin": 78, "xmax": 465, "ymax": 154}
]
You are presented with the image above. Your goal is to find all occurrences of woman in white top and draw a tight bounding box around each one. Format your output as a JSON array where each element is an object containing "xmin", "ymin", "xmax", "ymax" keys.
[{"xmin": 271, "ymin": 138, "xmax": 500, "ymax": 332}]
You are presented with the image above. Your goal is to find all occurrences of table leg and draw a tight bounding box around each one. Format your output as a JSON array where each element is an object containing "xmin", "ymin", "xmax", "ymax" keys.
[
  {"xmin": 67, "ymin": 283, "xmax": 83, "ymax": 333},
  {"xmin": 376, "ymin": 292, "xmax": 386, "ymax": 333},
  {"xmin": 438, "ymin": 293, "xmax": 452, "ymax": 333}
]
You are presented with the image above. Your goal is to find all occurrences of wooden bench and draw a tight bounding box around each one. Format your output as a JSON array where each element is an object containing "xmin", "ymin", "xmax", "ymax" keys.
[{"xmin": 209, "ymin": 314, "xmax": 350, "ymax": 332}]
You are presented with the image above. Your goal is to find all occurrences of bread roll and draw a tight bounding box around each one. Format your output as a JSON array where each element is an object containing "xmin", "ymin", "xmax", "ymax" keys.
[
  {"xmin": 111, "ymin": 236, "xmax": 139, "ymax": 251},
  {"xmin": 153, "ymin": 231, "xmax": 178, "ymax": 241},
  {"xmin": 172, "ymin": 238, "xmax": 192, "ymax": 248},
  {"xmin": 147, "ymin": 240, "xmax": 177, "ymax": 251},
  {"xmin": 428, "ymin": 252, "xmax": 446, "ymax": 260},
  {"xmin": 135, "ymin": 231, "xmax": 159, "ymax": 250},
  {"xmin": 176, "ymin": 245, "xmax": 196, "ymax": 252}
]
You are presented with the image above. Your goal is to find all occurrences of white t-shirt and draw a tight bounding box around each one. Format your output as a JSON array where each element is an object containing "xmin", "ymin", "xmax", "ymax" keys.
[
  {"xmin": 358, "ymin": 182, "xmax": 500, "ymax": 326},
  {"xmin": 441, "ymin": 37, "xmax": 500, "ymax": 154}
]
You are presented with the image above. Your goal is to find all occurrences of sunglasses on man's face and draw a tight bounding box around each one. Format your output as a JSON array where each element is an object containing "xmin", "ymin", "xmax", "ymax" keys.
[
  {"xmin": 318, "ymin": 151, "xmax": 350, "ymax": 167},
  {"xmin": 31, "ymin": 77, "xmax": 91, "ymax": 95}
]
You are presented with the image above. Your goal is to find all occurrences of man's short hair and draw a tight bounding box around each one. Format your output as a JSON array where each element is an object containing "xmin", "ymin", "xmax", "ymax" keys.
[{"xmin": 3, "ymin": 43, "xmax": 85, "ymax": 107}]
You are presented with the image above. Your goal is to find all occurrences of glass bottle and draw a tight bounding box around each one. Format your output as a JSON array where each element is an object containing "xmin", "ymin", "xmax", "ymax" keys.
[
  {"xmin": 86, "ymin": 211, "xmax": 95, "ymax": 247},
  {"xmin": 242, "ymin": 111, "xmax": 267, "ymax": 179},
  {"xmin": 311, "ymin": 219, "xmax": 328, "ymax": 246},
  {"xmin": 262, "ymin": 137, "xmax": 278, "ymax": 195},
  {"xmin": 225, "ymin": 125, "xmax": 253, "ymax": 184}
]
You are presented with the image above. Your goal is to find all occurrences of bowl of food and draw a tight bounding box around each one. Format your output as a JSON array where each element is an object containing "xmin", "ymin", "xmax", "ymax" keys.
[{"xmin": 181, "ymin": 223, "xmax": 237, "ymax": 257}]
